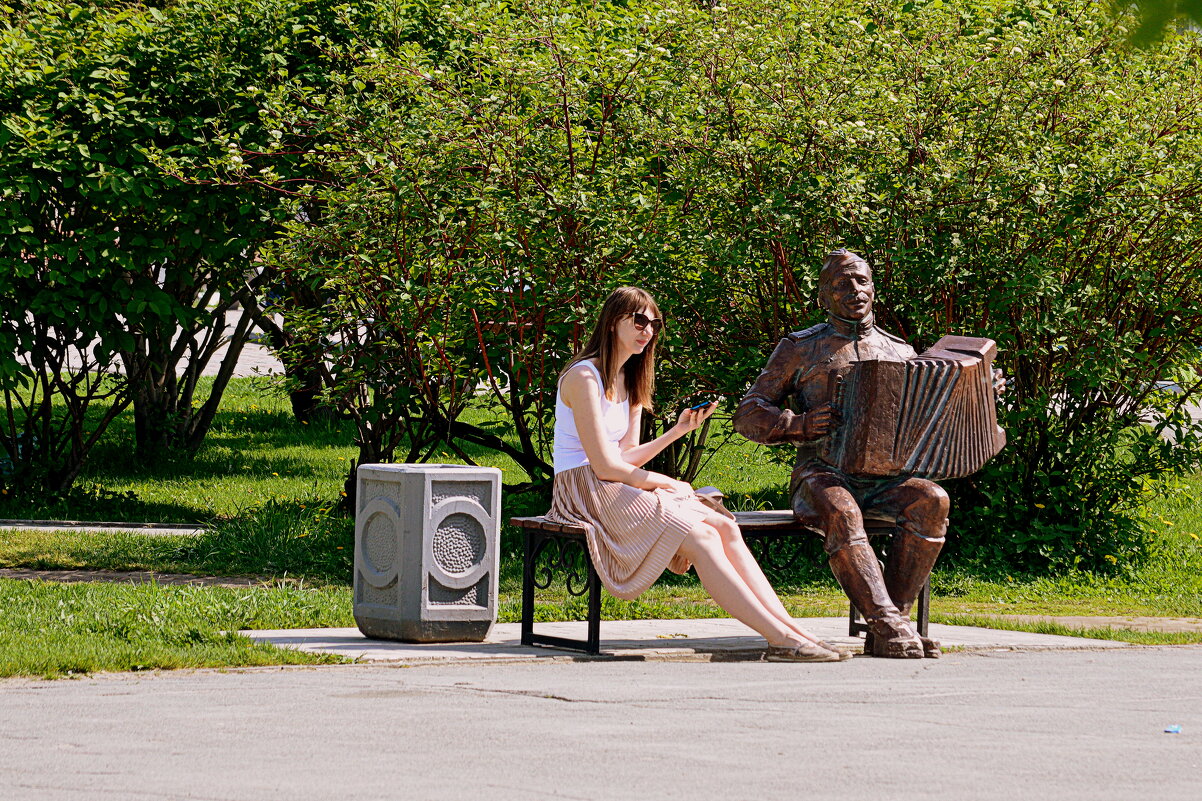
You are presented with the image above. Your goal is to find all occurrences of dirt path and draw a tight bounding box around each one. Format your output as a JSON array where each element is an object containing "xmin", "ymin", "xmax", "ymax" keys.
[
  {"xmin": 988, "ymin": 614, "xmax": 1202, "ymax": 634},
  {"xmin": 4, "ymin": 568, "xmax": 1202, "ymax": 634},
  {"xmin": 0, "ymin": 567, "xmax": 270, "ymax": 589}
]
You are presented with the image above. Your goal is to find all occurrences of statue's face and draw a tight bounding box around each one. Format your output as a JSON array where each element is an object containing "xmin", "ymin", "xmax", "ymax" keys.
[{"xmin": 825, "ymin": 263, "xmax": 874, "ymax": 320}]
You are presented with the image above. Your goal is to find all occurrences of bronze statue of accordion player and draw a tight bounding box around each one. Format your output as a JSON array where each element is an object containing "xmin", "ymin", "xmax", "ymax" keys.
[{"xmin": 733, "ymin": 249, "xmax": 1006, "ymax": 658}]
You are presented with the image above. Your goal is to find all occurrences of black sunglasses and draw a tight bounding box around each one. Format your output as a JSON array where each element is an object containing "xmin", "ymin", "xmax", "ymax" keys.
[{"xmin": 630, "ymin": 311, "xmax": 664, "ymax": 334}]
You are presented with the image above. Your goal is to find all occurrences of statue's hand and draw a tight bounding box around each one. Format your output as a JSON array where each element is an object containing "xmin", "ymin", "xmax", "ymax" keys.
[
  {"xmin": 800, "ymin": 404, "xmax": 841, "ymax": 440},
  {"xmin": 992, "ymin": 368, "xmax": 1007, "ymax": 395}
]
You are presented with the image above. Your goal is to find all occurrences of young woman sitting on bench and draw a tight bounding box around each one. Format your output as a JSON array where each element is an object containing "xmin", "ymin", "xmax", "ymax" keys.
[{"xmin": 547, "ymin": 286, "xmax": 849, "ymax": 662}]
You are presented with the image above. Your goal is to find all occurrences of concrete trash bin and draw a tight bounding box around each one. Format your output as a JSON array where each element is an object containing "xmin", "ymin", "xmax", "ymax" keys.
[{"xmin": 353, "ymin": 464, "xmax": 501, "ymax": 642}]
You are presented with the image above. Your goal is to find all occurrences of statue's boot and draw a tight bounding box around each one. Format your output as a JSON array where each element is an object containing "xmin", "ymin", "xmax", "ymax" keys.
[
  {"xmin": 828, "ymin": 543, "xmax": 923, "ymax": 658},
  {"xmin": 883, "ymin": 527, "xmax": 946, "ymax": 659}
]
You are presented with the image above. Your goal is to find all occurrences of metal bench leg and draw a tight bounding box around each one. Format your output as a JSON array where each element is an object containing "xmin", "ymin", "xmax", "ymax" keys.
[
  {"xmin": 848, "ymin": 602, "xmax": 865, "ymax": 637},
  {"xmin": 521, "ymin": 528, "xmax": 536, "ymax": 647},
  {"xmin": 586, "ymin": 558, "xmax": 601, "ymax": 656},
  {"xmin": 520, "ymin": 532, "xmax": 603, "ymax": 655},
  {"xmin": 916, "ymin": 577, "xmax": 930, "ymax": 639}
]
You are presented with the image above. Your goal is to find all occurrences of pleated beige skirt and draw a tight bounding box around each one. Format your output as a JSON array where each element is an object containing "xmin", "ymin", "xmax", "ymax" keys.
[{"xmin": 547, "ymin": 465, "xmax": 713, "ymax": 600}]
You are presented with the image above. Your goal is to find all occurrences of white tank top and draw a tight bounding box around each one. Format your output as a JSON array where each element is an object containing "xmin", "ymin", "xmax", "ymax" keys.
[{"xmin": 552, "ymin": 360, "xmax": 630, "ymax": 474}]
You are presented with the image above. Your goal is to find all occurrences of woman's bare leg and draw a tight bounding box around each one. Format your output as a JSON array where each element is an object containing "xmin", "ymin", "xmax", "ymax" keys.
[
  {"xmin": 703, "ymin": 513, "xmax": 828, "ymax": 645},
  {"xmin": 676, "ymin": 522, "xmax": 807, "ymax": 648}
]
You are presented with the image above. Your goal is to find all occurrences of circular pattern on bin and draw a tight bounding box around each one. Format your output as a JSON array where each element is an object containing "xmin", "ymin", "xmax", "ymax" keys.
[
  {"xmin": 432, "ymin": 512, "xmax": 486, "ymax": 575},
  {"xmin": 361, "ymin": 511, "xmax": 397, "ymax": 575}
]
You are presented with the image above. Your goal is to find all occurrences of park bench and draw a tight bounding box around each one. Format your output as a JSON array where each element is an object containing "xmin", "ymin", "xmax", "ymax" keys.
[{"xmin": 511, "ymin": 509, "xmax": 930, "ymax": 655}]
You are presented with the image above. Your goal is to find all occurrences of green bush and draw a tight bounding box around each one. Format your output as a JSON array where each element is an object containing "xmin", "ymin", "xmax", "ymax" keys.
[
  {"xmin": 0, "ymin": 0, "xmax": 283, "ymax": 487},
  {"xmin": 0, "ymin": 0, "xmax": 408, "ymax": 489}
]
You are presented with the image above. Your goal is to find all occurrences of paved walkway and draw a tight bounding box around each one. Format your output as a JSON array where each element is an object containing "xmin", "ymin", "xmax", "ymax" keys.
[
  {"xmin": 14, "ymin": 309, "xmax": 285, "ymax": 379},
  {"xmin": 244, "ymin": 617, "xmax": 1133, "ymax": 665},
  {"xmin": 2, "ymin": 647, "xmax": 1198, "ymax": 800}
]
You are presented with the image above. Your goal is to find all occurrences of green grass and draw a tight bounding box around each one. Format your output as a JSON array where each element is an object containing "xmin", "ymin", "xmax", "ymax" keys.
[
  {"xmin": 0, "ymin": 500, "xmax": 355, "ymax": 583},
  {"xmin": 3, "ymin": 565, "xmax": 1194, "ymax": 680},
  {"xmin": 0, "ymin": 578, "xmax": 352, "ymax": 678},
  {"xmin": 0, "ymin": 379, "xmax": 361, "ymax": 522}
]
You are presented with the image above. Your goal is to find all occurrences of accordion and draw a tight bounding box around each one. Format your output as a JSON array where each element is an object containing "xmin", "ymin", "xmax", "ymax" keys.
[{"xmin": 819, "ymin": 336, "xmax": 1006, "ymax": 481}]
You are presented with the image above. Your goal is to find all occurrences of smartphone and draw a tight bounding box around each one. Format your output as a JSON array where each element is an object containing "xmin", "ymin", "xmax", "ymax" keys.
[{"xmin": 687, "ymin": 400, "xmax": 713, "ymax": 411}]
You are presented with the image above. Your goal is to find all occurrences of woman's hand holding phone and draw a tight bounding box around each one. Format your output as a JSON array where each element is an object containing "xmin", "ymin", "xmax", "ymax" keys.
[{"xmin": 675, "ymin": 399, "xmax": 717, "ymax": 434}]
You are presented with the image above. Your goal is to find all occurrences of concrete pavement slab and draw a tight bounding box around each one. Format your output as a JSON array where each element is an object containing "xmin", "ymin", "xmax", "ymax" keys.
[
  {"xmin": 243, "ymin": 617, "xmax": 1132, "ymax": 664},
  {"xmin": 1, "ymin": 647, "xmax": 1198, "ymax": 800}
]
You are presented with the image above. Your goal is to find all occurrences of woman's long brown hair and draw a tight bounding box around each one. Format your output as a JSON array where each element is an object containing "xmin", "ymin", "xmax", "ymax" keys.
[{"xmin": 561, "ymin": 286, "xmax": 660, "ymax": 411}]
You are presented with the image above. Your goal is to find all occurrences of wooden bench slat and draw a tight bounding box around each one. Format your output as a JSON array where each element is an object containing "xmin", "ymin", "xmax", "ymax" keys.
[
  {"xmin": 512, "ymin": 516, "xmax": 585, "ymax": 536},
  {"xmin": 510, "ymin": 516, "xmax": 548, "ymax": 528},
  {"xmin": 512, "ymin": 512, "xmax": 895, "ymax": 536},
  {"xmin": 516, "ymin": 511, "xmax": 809, "ymax": 532}
]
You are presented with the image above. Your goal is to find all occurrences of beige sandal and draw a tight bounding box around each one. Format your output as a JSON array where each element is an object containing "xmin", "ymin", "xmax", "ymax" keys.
[
  {"xmin": 765, "ymin": 641, "xmax": 844, "ymax": 663},
  {"xmin": 816, "ymin": 640, "xmax": 853, "ymax": 661}
]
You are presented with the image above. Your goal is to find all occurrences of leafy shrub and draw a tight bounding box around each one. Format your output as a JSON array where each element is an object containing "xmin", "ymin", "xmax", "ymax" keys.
[
  {"xmin": 0, "ymin": 0, "xmax": 292, "ymax": 489},
  {"xmin": 0, "ymin": 0, "xmax": 411, "ymax": 492}
]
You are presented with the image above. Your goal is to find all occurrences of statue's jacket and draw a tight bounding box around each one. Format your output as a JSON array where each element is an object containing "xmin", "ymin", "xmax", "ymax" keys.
[{"xmin": 732, "ymin": 315, "xmax": 915, "ymax": 492}]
